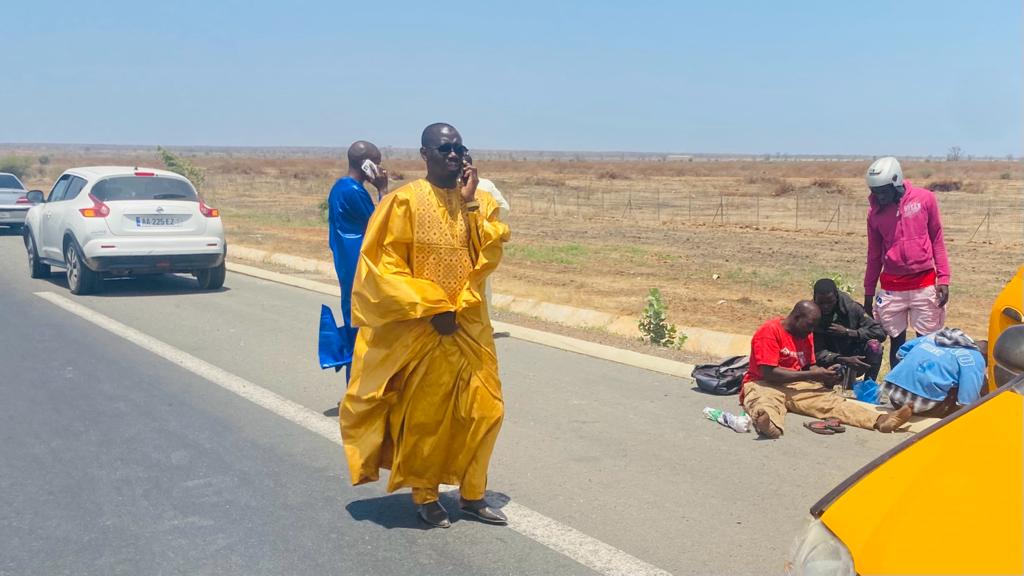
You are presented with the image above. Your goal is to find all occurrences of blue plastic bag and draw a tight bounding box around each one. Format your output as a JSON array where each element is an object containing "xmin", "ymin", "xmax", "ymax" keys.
[
  {"xmin": 853, "ymin": 378, "xmax": 881, "ymax": 405},
  {"xmin": 318, "ymin": 304, "xmax": 357, "ymax": 381}
]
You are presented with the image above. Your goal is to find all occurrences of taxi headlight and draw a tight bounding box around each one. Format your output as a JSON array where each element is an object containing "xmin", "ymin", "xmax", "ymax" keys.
[{"xmin": 785, "ymin": 519, "xmax": 855, "ymax": 576}]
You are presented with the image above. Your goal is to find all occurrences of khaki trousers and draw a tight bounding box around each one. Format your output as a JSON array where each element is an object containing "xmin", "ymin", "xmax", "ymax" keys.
[{"xmin": 742, "ymin": 380, "xmax": 881, "ymax": 433}]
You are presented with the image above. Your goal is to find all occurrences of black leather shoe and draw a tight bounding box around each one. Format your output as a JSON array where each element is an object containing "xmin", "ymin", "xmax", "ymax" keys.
[
  {"xmin": 418, "ymin": 501, "xmax": 451, "ymax": 528},
  {"xmin": 460, "ymin": 499, "xmax": 508, "ymax": 525}
]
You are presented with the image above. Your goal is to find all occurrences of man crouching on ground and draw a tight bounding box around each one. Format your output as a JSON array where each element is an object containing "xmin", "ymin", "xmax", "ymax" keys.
[{"xmin": 741, "ymin": 300, "xmax": 912, "ymax": 439}]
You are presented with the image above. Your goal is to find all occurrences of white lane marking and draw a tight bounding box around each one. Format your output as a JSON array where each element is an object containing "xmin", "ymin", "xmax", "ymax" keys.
[{"xmin": 36, "ymin": 291, "xmax": 673, "ymax": 576}]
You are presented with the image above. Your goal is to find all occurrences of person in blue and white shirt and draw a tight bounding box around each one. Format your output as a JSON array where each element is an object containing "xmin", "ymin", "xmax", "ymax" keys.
[{"xmin": 881, "ymin": 329, "xmax": 987, "ymax": 416}]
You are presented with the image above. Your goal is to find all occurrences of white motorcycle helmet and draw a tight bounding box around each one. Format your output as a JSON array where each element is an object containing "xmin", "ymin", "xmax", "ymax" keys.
[{"xmin": 866, "ymin": 156, "xmax": 904, "ymax": 189}]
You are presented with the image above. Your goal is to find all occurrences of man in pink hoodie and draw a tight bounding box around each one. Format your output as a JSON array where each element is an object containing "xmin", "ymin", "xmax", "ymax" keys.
[{"xmin": 863, "ymin": 156, "xmax": 951, "ymax": 369}]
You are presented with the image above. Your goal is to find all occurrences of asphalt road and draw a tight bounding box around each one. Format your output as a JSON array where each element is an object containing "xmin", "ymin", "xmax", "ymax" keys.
[{"xmin": 0, "ymin": 231, "xmax": 908, "ymax": 575}]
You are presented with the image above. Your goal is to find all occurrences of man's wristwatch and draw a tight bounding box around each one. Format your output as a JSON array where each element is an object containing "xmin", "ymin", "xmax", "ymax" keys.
[{"xmin": 465, "ymin": 200, "xmax": 480, "ymax": 212}]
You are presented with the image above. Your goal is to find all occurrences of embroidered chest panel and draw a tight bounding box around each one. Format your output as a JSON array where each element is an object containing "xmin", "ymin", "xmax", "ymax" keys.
[{"xmin": 412, "ymin": 182, "xmax": 473, "ymax": 300}]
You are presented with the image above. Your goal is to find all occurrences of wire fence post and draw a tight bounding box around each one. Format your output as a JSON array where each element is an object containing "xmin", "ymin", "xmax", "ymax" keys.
[
  {"xmin": 656, "ymin": 189, "xmax": 661, "ymax": 223},
  {"xmin": 969, "ymin": 210, "xmax": 991, "ymax": 242},
  {"xmin": 711, "ymin": 195, "xmax": 724, "ymax": 226},
  {"xmin": 795, "ymin": 192, "xmax": 800, "ymax": 231},
  {"xmin": 987, "ymin": 197, "xmax": 992, "ymax": 241},
  {"xmin": 622, "ymin": 191, "xmax": 634, "ymax": 219},
  {"xmin": 756, "ymin": 194, "xmax": 760, "ymax": 228},
  {"xmin": 824, "ymin": 202, "xmax": 840, "ymax": 233}
]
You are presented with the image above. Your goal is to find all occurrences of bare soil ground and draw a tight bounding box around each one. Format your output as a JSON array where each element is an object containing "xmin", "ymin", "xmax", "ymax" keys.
[{"xmin": 11, "ymin": 147, "xmax": 1022, "ymax": 340}]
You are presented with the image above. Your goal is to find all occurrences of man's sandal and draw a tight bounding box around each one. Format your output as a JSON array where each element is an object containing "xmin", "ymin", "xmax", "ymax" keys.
[
  {"xmin": 803, "ymin": 421, "xmax": 836, "ymax": 435},
  {"xmin": 822, "ymin": 417, "xmax": 846, "ymax": 433}
]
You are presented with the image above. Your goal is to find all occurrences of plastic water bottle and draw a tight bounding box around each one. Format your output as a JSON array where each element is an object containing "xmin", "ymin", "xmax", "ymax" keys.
[
  {"xmin": 703, "ymin": 407, "xmax": 724, "ymax": 423},
  {"xmin": 703, "ymin": 407, "xmax": 752, "ymax": 433},
  {"xmin": 723, "ymin": 411, "xmax": 752, "ymax": 433}
]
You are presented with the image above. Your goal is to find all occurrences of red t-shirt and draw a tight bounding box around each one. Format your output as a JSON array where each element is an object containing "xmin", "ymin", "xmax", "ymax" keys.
[{"xmin": 741, "ymin": 317, "xmax": 815, "ymax": 401}]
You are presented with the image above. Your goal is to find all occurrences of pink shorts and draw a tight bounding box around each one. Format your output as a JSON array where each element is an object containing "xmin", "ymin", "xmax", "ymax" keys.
[{"xmin": 872, "ymin": 285, "xmax": 946, "ymax": 337}]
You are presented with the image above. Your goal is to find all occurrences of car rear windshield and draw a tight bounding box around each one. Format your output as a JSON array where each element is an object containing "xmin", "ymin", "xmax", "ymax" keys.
[
  {"xmin": 0, "ymin": 174, "xmax": 24, "ymax": 189},
  {"xmin": 92, "ymin": 176, "xmax": 198, "ymax": 202}
]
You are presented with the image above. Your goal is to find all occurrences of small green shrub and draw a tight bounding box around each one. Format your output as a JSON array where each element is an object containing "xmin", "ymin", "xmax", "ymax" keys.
[
  {"xmin": 639, "ymin": 288, "xmax": 687, "ymax": 348},
  {"xmin": 811, "ymin": 273, "xmax": 855, "ymax": 296},
  {"xmin": 158, "ymin": 146, "xmax": 206, "ymax": 191}
]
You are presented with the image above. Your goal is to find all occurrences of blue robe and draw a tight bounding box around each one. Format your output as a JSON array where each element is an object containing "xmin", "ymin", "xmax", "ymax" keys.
[
  {"xmin": 320, "ymin": 177, "xmax": 375, "ymax": 378},
  {"xmin": 329, "ymin": 177, "xmax": 376, "ymax": 326}
]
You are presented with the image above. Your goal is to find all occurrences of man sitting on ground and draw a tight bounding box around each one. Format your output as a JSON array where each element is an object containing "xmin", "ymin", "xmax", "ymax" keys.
[
  {"xmin": 881, "ymin": 329, "xmax": 987, "ymax": 417},
  {"xmin": 742, "ymin": 300, "xmax": 913, "ymax": 439},
  {"xmin": 812, "ymin": 278, "xmax": 887, "ymax": 385}
]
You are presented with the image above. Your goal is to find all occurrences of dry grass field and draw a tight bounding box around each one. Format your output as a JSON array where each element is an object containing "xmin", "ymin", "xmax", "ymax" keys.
[{"xmin": 8, "ymin": 146, "xmax": 1022, "ymax": 338}]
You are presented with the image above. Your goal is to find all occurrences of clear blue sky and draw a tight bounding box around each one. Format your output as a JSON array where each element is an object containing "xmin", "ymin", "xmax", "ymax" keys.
[{"xmin": 3, "ymin": 0, "xmax": 1020, "ymax": 156}]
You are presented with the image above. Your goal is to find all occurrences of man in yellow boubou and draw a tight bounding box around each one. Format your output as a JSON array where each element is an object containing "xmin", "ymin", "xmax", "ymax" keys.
[{"xmin": 340, "ymin": 122, "xmax": 511, "ymax": 528}]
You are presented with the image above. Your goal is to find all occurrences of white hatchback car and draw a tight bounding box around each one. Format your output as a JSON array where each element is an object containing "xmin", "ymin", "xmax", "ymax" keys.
[{"xmin": 23, "ymin": 166, "xmax": 226, "ymax": 294}]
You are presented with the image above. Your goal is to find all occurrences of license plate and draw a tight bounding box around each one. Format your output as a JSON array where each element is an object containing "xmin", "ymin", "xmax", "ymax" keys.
[
  {"xmin": 135, "ymin": 216, "xmax": 183, "ymax": 227},
  {"xmin": 0, "ymin": 212, "xmax": 10, "ymax": 219}
]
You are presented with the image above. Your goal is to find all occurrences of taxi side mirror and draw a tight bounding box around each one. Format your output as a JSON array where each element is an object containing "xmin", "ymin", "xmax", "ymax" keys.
[{"xmin": 993, "ymin": 324, "xmax": 1024, "ymax": 388}]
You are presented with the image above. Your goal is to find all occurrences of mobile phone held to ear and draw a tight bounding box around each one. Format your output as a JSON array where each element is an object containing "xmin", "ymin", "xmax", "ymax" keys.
[
  {"xmin": 459, "ymin": 155, "xmax": 473, "ymax": 185},
  {"xmin": 361, "ymin": 159, "xmax": 379, "ymax": 181}
]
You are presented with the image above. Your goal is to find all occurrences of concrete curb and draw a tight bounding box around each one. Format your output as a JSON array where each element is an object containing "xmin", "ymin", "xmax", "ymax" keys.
[
  {"xmin": 226, "ymin": 244, "xmax": 750, "ymax": 358},
  {"xmin": 226, "ymin": 262, "xmax": 340, "ymax": 297},
  {"xmin": 491, "ymin": 321, "xmax": 695, "ymax": 380},
  {"xmin": 224, "ymin": 261, "xmax": 698, "ymax": 381}
]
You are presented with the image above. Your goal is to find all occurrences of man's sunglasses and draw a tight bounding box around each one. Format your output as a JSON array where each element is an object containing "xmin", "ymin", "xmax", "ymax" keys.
[{"xmin": 435, "ymin": 143, "xmax": 468, "ymax": 156}]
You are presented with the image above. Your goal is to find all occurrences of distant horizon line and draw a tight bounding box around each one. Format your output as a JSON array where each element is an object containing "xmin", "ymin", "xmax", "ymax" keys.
[{"xmin": 0, "ymin": 142, "xmax": 1018, "ymax": 161}]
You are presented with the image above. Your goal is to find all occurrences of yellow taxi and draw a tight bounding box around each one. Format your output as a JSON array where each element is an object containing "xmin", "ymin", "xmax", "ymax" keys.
[{"xmin": 786, "ymin": 266, "xmax": 1024, "ymax": 576}]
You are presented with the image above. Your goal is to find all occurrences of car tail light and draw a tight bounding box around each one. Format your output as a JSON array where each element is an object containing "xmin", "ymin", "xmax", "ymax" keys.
[
  {"xmin": 79, "ymin": 193, "xmax": 110, "ymax": 218},
  {"xmin": 199, "ymin": 200, "xmax": 219, "ymax": 218},
  {"xmin": 16, "ymin": 195, "xmax": 30, "ymax": 204},
  {"xmin": 134, "ymin": 171, "xmax": 155, "ymax": 177}
]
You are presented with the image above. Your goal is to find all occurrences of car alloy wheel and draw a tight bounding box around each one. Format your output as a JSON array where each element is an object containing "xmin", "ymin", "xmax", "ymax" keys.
[{"xmin": 66, "ymin": 244, "xmax": 80, "ymax": 289}]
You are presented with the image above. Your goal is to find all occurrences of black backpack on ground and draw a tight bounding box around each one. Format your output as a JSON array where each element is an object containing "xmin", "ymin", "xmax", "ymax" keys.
[{"xmin": 691, "ymin": 355, "xmax": 749, "ymax": 395}]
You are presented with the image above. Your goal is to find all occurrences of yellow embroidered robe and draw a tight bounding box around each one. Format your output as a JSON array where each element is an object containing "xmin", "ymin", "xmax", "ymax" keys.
[{"xmin": 340, "ymin": 178, "xmax": 510, "ymax": 496}]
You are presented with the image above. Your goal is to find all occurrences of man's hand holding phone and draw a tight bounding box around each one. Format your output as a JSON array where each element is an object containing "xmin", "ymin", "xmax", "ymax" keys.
[
  {"xmin": 460, "ymin": 157, "xmax": 478, "ymax": 203},
  {"xmin": 361, "ymin": 159, "xmax": 389, "ymax": 194},
  {"xmin": 809, "ymin": 365, "xmax": 842, "ymax": 386}
]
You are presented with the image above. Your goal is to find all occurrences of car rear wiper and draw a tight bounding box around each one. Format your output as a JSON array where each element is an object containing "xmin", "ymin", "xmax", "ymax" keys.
[{"xmin": 152, "ymin": 193, "xmax": 191, "ymax": 199}]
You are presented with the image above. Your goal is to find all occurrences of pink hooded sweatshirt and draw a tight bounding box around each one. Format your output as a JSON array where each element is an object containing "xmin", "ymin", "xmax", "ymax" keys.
[{"xmin": 864, "ymin": 180, "xmax": 950, "ymax": 296}]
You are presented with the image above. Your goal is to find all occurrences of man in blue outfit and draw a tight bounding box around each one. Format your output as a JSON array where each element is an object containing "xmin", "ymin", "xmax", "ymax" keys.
[
  {"xmin": 880, "ymin": 329, "xmax": 987, "ymax": 417},
  {"xmin": 322, "ymin": 141, "xmax": 389, "ymax": 379},
  {"xmin": 329, "ymin": 141, "xmax": 389, "ymax": 325}
]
